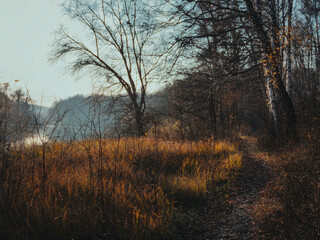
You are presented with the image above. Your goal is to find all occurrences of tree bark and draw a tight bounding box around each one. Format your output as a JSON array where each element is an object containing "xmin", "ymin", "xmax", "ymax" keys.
[
  {"xmin": 244, "ymin": 0, "xmax": 297, "ymax": 139},
  {"xmin": 286, "ymin": 0, "xmax": 293, "ymax": 97},
  {"xmin": 263, "ymin": 60, "xmax": 280, "ymax": 135}
]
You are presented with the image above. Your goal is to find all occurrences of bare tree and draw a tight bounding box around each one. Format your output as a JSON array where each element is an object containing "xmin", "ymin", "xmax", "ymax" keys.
[
  {"xmin": 244, "ymin": 0, "xmax": 297, "ymax": 139},
  {"xmin": 168, "ymin": 0, "xmax": 299, "ymax": 139},
  {"xmin": 51, "ymin": 0, "xmax": 178, "ymax": 136}
]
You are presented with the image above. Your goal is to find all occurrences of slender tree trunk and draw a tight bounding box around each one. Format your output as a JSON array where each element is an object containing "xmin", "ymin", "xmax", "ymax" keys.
[
  {"xmin": 209, "ymin": 94, "xmax": 217, "ymax": 138},
  {"xmin": 262, "ymin": 59, "xmax": 280, "ymax": 136},
  {"xmin": 286, "ymin": 0, "xmax": 293, "ymax": 97},
  {"xmin": 315, "ymin": 15, "xmax": 320, "ymax": 110}
]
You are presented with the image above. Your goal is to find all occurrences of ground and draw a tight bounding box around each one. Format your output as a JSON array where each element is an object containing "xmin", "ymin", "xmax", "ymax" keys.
[{"xmin": 176, "ymin": 136, "xmax": 275, "ymax": 240}]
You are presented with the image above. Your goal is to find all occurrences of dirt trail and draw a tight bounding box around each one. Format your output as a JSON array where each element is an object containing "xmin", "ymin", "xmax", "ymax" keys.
[{"xmin": 176, "ymin": 137, "xmax": 274, "ymax": 240}]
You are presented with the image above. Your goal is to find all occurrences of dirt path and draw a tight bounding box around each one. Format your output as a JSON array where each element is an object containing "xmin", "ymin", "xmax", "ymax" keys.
[{"xmin": 176, "ymin": 137, "xmax": 274, "ymax": 240}]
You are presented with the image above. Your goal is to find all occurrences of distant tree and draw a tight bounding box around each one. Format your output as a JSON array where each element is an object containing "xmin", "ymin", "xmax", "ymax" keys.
[
  {"xmin": 0, "ymin": 85, "xmax": 32, "ymax": 146},
  {"xmin": 297, "ymin": 0, "xmax": 320, "ymax": 115},
  {"xmin": 51, "ymin": 0, "xmax": 178, "ymax": 136}
]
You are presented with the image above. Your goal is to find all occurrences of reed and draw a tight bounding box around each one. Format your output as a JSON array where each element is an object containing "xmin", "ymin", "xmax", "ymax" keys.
[{"xmin": 0, "ymin": 137, "xmax": 242, "ymax": 239}]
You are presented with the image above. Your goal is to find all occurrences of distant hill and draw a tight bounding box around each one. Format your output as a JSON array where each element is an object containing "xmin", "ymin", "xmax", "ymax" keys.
[
  {"xmin": 30, "ymin": 104, "xmax": 51, "ymax": 117},
  {"xmin": 46, "ymin": 94, "xmax": 116, "ymax": 139},
  {"xmin": 30, "ymin": 91, "xmax": 169, "ymax": 140}
]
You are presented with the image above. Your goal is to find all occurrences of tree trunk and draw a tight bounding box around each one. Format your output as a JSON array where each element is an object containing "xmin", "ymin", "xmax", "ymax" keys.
[
  {"xmin": 262, "ymin": 57, "xmax": 281, "ymax": 136},
  {"xmin": 315, "ymin": 15, "xmax": 320, "ymax": 110},
  {"xmin": 135, "ymin": 107, "xmax": 145, "ymax": 136},
  {"xmin": 286, "ymin": 0, "xmax": 293, "ymax": 97},
  {"xmin": 245, "ymin": 0, "xmax": 297, "ymax": 140}
]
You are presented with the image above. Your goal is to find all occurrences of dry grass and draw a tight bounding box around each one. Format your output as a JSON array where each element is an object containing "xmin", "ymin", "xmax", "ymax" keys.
[{"xmin": 0, "ymin": 137, "xmax": 242, "ymax": 239}]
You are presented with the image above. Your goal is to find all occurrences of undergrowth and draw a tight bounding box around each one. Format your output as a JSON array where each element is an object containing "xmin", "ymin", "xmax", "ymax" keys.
[
  {"xmin": 0, "ymin": 138, "xmax": 242, "ymax": 239},
  {"xmin": 254, "ymin": 134, "xmax": 319, "ymax": 239}
]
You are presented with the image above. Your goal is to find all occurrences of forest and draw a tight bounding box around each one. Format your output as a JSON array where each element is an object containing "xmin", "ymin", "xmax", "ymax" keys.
[{"xmin": 0, "ymin": 0, "xmax": 319, "ymax": 239}]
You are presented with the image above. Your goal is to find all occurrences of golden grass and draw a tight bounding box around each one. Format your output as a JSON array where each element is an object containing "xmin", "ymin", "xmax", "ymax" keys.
[{"xmin": 0, "ymin": 137, "xmax": 242, "ymax": 239}]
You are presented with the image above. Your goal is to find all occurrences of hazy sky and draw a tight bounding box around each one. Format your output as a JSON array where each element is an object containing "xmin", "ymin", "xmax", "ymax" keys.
[{"xmin": 0, "ymin": 0, "xmax": 94, "ymax": 106}]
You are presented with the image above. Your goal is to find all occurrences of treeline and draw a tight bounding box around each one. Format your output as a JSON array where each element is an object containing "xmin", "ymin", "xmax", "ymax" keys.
[
  {"xmin": 48, "ymin": 0, "xmax": 320, "ymax": 142},
  {"xmin": 157, "ymin": 0, "xmax": 320, "ymax": 142}
]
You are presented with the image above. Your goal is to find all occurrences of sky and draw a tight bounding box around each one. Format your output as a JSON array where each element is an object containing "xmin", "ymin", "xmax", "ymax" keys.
[{"xmin": 0, "ymin": 0, "xmax": 94, "ymax": 107}]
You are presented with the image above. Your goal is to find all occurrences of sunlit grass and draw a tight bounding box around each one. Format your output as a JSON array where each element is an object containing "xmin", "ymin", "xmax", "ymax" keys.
[{"xmin": 0, "ymin": 137, "xmax": 242, "ymax": 239}]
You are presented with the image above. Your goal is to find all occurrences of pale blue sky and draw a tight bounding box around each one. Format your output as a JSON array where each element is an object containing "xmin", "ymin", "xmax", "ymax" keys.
[{"xmin": 0, "ymin": 0, "xmax": 93, "ymax": 106}]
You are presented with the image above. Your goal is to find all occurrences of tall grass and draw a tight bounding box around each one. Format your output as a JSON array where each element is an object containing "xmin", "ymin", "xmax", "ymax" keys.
[{"xmin": 0, "ymin": 138, "xmax": 242, "ymax": 239}]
